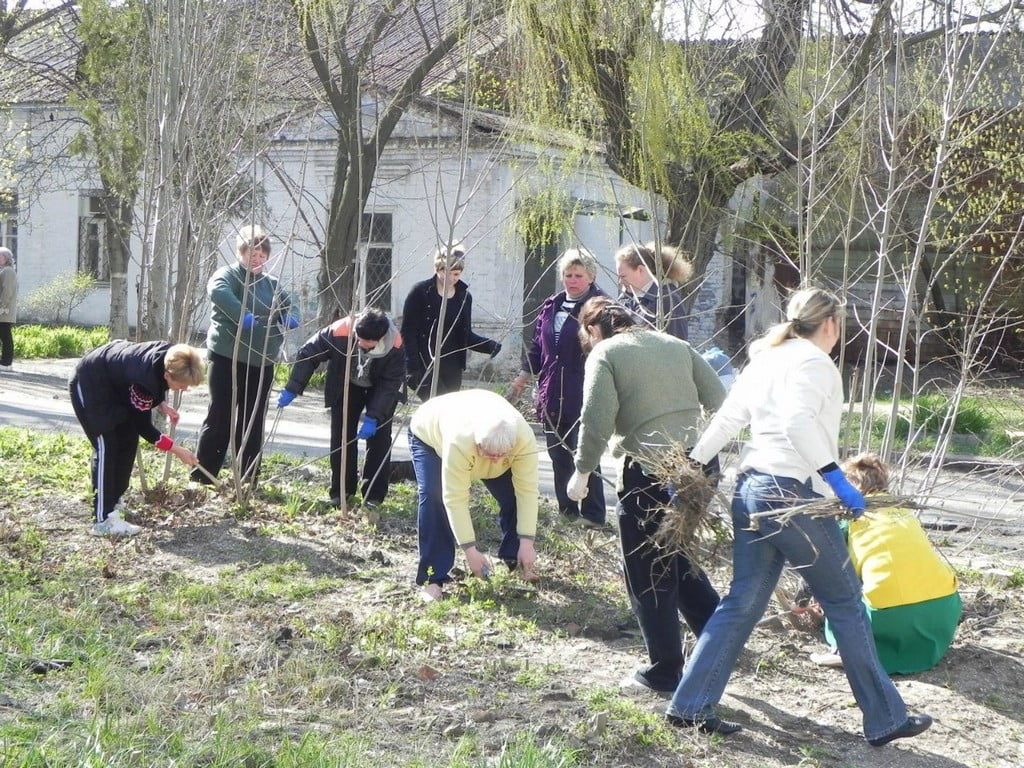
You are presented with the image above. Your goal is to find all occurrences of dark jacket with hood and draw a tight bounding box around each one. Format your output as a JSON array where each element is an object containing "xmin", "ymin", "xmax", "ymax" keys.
[
  {"xmin": 285, "ymin": 316, "xmax": 405, "ymax": 422},
  {"xmin": 70, "ymin": 340, "xmax": 170, "ymax": 442},
  {"xmin": 620, "ymin": 281, "xmax": 688, "ymax": 341}
]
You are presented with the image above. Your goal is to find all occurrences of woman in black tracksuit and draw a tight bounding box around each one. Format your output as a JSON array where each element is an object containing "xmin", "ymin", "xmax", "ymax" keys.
[{"xmin": 69, "ymin": 340, "xmax": 204, "ymax": 536}]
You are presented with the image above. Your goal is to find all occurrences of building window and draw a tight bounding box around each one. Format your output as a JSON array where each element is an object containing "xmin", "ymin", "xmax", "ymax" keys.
[
  {"xmin": 78, "ymin": 191, "xmax": 110, "ymax": 282},
  {"xmin": 0, "ymin": 191, "xmax": 17, "ymax": 257},
  {"xmin": 361, "ymin": 212, "xmax": 393, "ymax": 310}
]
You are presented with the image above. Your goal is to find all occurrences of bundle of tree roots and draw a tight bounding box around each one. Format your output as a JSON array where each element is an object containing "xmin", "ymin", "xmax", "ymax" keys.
[
  {"xmin": 749, "ymin": 493, "xmax": 931, "ymax": 530},
  {"xmin": 647, "ymin": 444, "xmax": 730, "ymax": 572}
]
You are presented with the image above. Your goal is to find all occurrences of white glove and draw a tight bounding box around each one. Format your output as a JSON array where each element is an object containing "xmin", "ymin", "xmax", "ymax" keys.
[{"xmin": 567, "ymin": 470, "xmax": 591, "ymax": 502}]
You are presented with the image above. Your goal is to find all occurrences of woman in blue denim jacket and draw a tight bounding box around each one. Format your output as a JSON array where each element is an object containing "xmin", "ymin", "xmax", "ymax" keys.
[{"xmin": 667, "ymin": 287, "xmax": 932, "ymax": 748}]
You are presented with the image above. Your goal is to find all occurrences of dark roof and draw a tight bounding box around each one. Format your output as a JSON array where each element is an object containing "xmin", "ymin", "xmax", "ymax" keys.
[
  {"xmin": 1, "ymin": 2, "xmax": 505, "ymax": 107},
  {"xmin": 0, "ymin": 7, "xmax": 82, "ymax": 103}
]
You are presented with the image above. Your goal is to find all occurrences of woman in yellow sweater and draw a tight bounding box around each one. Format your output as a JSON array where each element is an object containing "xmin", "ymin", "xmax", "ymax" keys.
[{"xmin": 820, "ymin": 453, "xmax": 962, "ymax": 675}]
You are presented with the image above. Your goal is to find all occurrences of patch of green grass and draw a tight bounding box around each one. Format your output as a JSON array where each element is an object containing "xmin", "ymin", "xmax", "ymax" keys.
[
  {"xmin": 13, "ymin": 324, "xmax": 109, "ymax": 358},
  {"xmin": 0, "ymin": 427, "xmax": 94, "ymax": 498},
  {"xmin": 584, "ymin": 689, "xmax": 677, "ymax": 748}
]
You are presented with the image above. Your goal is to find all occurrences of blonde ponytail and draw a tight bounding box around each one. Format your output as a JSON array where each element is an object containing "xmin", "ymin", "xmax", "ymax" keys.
[{"xmin": 753, "ymin": 287, "xmax": 844, "ymax": 352}]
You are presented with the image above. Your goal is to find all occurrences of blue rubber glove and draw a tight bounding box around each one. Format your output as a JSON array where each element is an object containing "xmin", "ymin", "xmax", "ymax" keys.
[
  {"xmin": 820, "ymin": 466, "xmax": 866, "ymax": 518},
  {"xmin": 356, "ymin": 415, "xmax": 378, "ymax": 440},
  {"xmin": 241, "ymin": 311, "xmax": 256, "ymax": 330},
  {"xmin": 282, "ymin": 314, "xmax": 300, "ymax": 329},
  {"xmin": 276, "ymin": 390, "xmax": 297, "ymax": 409}
]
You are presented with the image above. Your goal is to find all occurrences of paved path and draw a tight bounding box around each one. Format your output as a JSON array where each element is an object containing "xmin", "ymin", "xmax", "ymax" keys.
[
  {"xmin": 2, "ymin": 359, "xmax": 1022, "ymax": 535},
  {"xmin": 0, "ymin": 359, "xmax": 621, "ymax": 515}
]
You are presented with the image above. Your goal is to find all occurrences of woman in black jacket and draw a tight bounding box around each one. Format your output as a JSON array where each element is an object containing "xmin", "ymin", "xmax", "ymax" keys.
[
  {"xmin": 400, "ymin": 244, "xmax": 500, "ymax": 400},
  {"xmin": 69, "ymin": 340, "xmax": 205, "ymax": 536},
  {"xmin": 278, "ymin": 308, "xmax": 405, "ymax": 506}
]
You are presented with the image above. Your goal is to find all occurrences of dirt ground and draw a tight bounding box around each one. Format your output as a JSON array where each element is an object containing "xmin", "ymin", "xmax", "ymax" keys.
[{"xmin": 6, "ymin": 477, "xmax": 1024, "ymax": 768}]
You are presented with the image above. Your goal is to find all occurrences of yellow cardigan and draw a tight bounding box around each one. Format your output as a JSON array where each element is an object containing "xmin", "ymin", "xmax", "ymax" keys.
[{"xmin": 410, "ymin": 389, "xmax": 539, "ymax": 547}]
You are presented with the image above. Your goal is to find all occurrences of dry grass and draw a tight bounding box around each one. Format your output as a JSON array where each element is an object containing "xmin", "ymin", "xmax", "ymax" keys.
[{"xmin": 748, "ymin": 493, "xmax": 933, "ymax": 529}]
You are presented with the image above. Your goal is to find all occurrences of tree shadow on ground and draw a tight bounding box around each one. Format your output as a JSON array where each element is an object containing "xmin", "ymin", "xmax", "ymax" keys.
[
  {"xmin": 728, "ymin": 694, "xmax": 974, "ymax": 768},
  {"xmin": 154, "ymin": 518, "xmax": 367, "ymax": 578},
  {"xmin": 918, "ymin": 642, "xmax": 1024, "ymax": 724}
]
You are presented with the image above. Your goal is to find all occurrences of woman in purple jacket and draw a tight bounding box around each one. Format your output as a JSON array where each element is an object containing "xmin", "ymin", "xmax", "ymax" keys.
[{"xmin": 508, "ymin": 249, "xmax": 607, "ymax": 526}]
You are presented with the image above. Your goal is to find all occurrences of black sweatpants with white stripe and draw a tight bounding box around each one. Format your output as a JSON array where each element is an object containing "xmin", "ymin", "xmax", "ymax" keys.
[{"xmin": 71, "ymin": 380, "xmax": 139, "ymax": 523}]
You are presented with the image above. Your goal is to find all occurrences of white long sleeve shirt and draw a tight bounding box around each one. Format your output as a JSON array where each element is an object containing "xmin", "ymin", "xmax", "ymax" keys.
[{"xmin": 689, "ymin": 337, "xmax": 843, "ymax": 495}]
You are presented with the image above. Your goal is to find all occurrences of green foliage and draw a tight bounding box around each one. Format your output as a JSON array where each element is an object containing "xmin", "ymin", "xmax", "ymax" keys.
[
  {"xmin": 274, "ymin": 361, "xmax": 326, "ymax": 390},
  {"xmin": 892, "ymin": 394, "xmax": 994, "ymax": 438},
  {"xmin": 72, "ymin": 0, "xmax": 148, "ymax": 204},
  {"xmin": 21, "ymin": 272, "xmax": 99, "ymax": 325},
  {"xmin": 14, "ymin": 325, "xmax": 109, "ymax": 358},
  {"xmin": 515, "ymin": 189, "xmax": 576, "ymax": 247}
]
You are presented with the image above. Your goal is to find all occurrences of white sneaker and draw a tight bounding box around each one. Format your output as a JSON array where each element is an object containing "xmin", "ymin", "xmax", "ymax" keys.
[
  {"xmin": 810, "ymin": 651, "xmax": 844, "ymax": 668},
  {"xmin": 90, "ymin": 511, "xmax": 143, "ymax": 537}
]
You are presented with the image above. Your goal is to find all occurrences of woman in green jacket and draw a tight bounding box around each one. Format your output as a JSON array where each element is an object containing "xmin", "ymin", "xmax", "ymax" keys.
[{"xmin": 192, "ymin": 225, "xmax": 299, "ymax": 485}]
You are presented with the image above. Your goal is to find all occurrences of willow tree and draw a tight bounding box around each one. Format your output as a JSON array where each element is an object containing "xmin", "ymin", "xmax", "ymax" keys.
[
  {"xmin": 290, "ymin": 0, "xmax": 503, "ymax": 324},
  {"xmin": 504, "ymin": 1, "xmax": 1024, "ymax": 327}
]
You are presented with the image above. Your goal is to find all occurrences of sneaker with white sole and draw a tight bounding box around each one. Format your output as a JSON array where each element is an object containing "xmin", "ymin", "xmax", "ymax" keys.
[
  {"xmin": 90, "ymin": 511, "xmax": 143, "ymax": 537},
  {"xmin": 810, "ymin": 650, "xmax": 844, "ymax": 668}
]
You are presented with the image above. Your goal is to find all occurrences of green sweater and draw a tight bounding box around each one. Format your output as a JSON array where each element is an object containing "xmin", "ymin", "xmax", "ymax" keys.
[
  {"xmin": 206, "ymin": 262, "xmax": 297, "ymax": 367},
  {"xmin": 574, "ymin": 330, "xmax": 726, "ymax": 481}
]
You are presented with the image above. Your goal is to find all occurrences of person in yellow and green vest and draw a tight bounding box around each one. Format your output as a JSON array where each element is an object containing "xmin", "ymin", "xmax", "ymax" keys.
[{"xmin": 815, "ymin": 452, "xmax": 962, "ymax": 675}]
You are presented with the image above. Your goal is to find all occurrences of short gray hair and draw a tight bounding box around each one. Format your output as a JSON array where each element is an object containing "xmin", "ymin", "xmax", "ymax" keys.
[
  {"xmin": 557, "ymin": 248, "xmax": 598, "ymax": 282},
  {"xmin": 0, "ymin": 247, "xmax": 13, "ymax": 266},
  {"xmin": 236, "ymin": 225, "xmax": 270, "ymax": 255},
  {"xmin": 474, "ymin": 413, "xmax": 518, "ymax": 455}
]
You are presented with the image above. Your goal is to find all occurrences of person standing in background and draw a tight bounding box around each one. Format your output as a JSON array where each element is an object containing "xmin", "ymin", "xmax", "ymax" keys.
[
  {"xmin": 191, "ymin": 226, "xmax": 299, "ymax": 485},
  {"xmin": 615, "ymin": 242, "xmax": 692, "ymax": 341},
  {"xmin": 401, "ymin": 243, "xmax": 501, "ymax": 401},
  {"xmin": 507, "ymin": 248, "xmax": 607, "ymax": 527},
  {"xmin": 0, "ymin": 247, "xmax": 17, "ymax": 370}
]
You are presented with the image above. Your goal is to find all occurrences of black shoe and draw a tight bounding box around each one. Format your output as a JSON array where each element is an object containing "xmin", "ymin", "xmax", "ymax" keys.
[
  {"xmin": 868, "ymin": 714, "xmax": 932, "ymax": 747},
  {"xmin": 621, "ymin": 669, "xmax": 677, "ymax": 694},
  {"xmin": 667, "ymin": 713, "xmax": 742, "ymax": 735}
]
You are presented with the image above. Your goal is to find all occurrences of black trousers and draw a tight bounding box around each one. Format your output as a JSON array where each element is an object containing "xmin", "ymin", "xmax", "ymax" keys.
[
  {"xmin": 70, "ymin": 378, "xmax": 137, "ymax": 521},
  {"xmin": 412, "ymin": 358, "xmax": 463, "ymax": 401},
  {"xmin": 192, "ymin": 352, "xmax": 274, "ymax": 483},
  {"xmin": 0, "ymin": 322, "xmax": 13, "ymax": 366},
  {"xmin": 545, "ymin": 421, "xmax": 606, "ymax": 524},
  {"xmin": 618, "ymin": 457, "xmax": 721, "ymax": 691},
  {"xmin": 329, "ymin": 385, "xmax": 394, "ymax": 503}
]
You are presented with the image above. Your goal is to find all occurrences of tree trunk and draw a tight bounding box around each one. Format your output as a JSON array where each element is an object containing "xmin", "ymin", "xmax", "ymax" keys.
[{"xmin": 318, "ymin": 140, "xmax": 379, "ymax": 326}]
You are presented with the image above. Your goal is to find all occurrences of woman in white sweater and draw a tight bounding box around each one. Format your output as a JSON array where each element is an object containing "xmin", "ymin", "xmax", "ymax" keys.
[{"xmin": 665, "ymin": 287, "xmax": 932, "ymax": 748}]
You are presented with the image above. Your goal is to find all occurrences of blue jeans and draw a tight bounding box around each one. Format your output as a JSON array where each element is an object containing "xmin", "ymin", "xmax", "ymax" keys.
[
  {"xmin": 667, "ymin": 471, "xmax": 907, "ymax": 741},
  {"xmin": 409, "ymin": 433, "xmax": 521, "ymax": 585}
]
